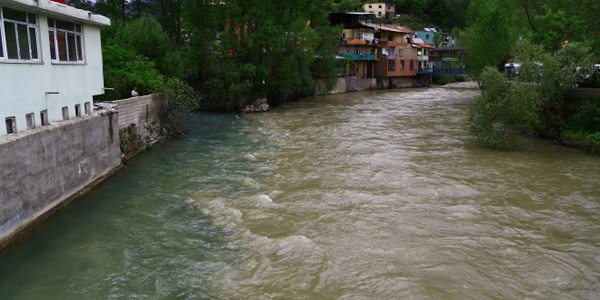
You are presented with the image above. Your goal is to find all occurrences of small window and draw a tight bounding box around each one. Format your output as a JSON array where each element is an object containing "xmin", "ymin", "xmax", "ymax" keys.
[
  {"xmin": 368, "ymin": 5, "xmax": 372, "ymax": 8},
  {"xmin": 388, "ymin": 60, "xmax": 395, "ymax": 71},
  {"xmin": 48, "ymin": 18, "xmax": 84, "ymax": 63},
  {"xmin": 400, "ymin": 60, "xmax": 405, "ymax": 70},
  {"xmin": 0, "ymin": 7, "xmax": 40, "ymax": 62},
  {"xmin": 62, "ymin": 106, "xmax": 69, "ymax": 120},
  {"xmin": 84, "ymin": 102, "xmax": 91, "ymax": 114},
  {"xmin": 425, "ymin": 34, "xmax": 430, "ymax": 40},
  {"xmin": 5, "ymin": 117, "xmax": 16, "ymax": 134},
  {"xmin": 75, "ymin": 104, "xmax": 81, "ymax": 117},
  {"xmin": 40, "ymin": 110, "xmax": 49, "ymax": 125},
  {"xmin": 379, "ymin": 5, "xmax": 382, "ymax": 8},
  {"xmin": 410, "ymin": 59, "xmax": 414, "ymax": 71},
  {"xmin": 26, "ymin": 113, "xmax": 35, "ymax": 129}
]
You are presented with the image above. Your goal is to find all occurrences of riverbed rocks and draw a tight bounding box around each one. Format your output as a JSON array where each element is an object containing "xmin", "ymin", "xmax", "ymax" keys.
[{"xmin": 242, "ymin": 98, "xmax": 269, "ymax": 113}]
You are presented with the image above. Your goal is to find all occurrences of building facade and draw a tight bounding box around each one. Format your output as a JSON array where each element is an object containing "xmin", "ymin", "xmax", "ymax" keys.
[
  {"xmin": 362, "ymin": 3, "xmax": 395, "ymax": 19},
  {"xmin": 339, "ymin": 25, "xmax": 378, "ymax": 79},
  {"xmin": 0, "ymin": 0, "xmax": 110, "ymax": 136},
  {"xmin": 366, "ymin": 23, "xmax": 418, "ymax": 77},
  {"xmin": 415, "ymin": 28, "xmax": 437, "ymax": 46}
]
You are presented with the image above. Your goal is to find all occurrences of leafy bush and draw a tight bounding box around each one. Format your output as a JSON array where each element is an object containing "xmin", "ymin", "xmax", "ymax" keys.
[
  {"xmin": 97, "ymin": 44, "xmax": 164, "ymax": 100},
  {"xmin": 467, "ymin": 39, "xmax": 598, "ymax": 151},
  {"xmin": 158, "ymin": 77, "xmax": 202, "ymax": 134},
  {"xmin": 114, "ymin": 17, "xmax": 173, "ymax": 65},
  {"xmin": 467, "ymin": 66, "xmax": 542, "ymax": 149},
  {"xmin": 563, "ymin": 98, "xmax": 600, "ymax": 152}
]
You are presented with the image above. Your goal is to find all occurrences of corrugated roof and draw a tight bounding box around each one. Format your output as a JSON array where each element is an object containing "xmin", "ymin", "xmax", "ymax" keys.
[
  {"xmin": 411, "ymin": 37, "xmax": 425, "ymax": 44},
  {"xmin": 363, "ymin": 23, "xmax": 415, "ymax": 34}
]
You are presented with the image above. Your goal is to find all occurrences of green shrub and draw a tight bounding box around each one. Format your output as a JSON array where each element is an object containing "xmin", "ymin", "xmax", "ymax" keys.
[{"xmin": 98, "ymin": 44, "xmax": 164, "ymax": 100}]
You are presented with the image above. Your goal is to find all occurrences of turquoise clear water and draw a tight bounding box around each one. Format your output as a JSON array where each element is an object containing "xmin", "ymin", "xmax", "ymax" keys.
[{"xmin": 0, "ymin": 87, "xmax": 599, "ymax": 299}]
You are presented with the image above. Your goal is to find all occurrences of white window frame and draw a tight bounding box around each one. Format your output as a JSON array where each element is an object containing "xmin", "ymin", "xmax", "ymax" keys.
[
  {"xmin": 0, "ymin": 6, "xmax": 40, "ymax": 63},
  {"xmin": 48, "ymin": 17, "xmax": 85, "ymax": 64}
]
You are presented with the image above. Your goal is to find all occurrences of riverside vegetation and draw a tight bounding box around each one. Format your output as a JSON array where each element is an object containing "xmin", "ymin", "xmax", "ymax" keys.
[
  {"xmin": 74, "ymin": 0, "xmax": 599, "ymax": 152},
  {"xmin": 462, "ymin": 0, "xmax": 600, "ymax": 152}
]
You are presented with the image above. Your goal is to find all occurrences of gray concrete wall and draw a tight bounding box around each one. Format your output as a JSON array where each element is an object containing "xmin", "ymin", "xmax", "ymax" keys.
[
  {"xmin": 316, "ymin": 77, "xmax": 378, "ymax": 94},
  {"xmin": 316, "ymin": 77, "xmax": 414, "ymax": 94},
  {"xmin": 0, "ymin": 110, "xmax": 121, "ymax": 248},
  {"xmin": 316, "ymin": 78, "xmax": 348, "ymax": 94},
  {"xmin": 112, "ymin": 94, "xmax": 164, "ymax": 156},
  {"xmin": 112, "ymin": 94, "xmax": 162, "ymax": 131}
]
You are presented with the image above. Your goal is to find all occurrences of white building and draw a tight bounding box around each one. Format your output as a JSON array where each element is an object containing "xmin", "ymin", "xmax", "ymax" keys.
[
  {"xmin": 362, "ymin": 3, "xmax": 395, "ymax": 19},
  {"xmin": 0, "ymin": 0, "xmax": 110, "ymax": 136}
]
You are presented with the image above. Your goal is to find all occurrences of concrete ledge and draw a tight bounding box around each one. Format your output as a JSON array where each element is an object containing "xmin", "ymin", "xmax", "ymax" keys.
[
  {"xmin": 0, "ymin": 110, "xmax": 121, "ymax": 251},
  {"xmin": 0, "ymin": 163, "xmax": 121, "ymax": 251}
]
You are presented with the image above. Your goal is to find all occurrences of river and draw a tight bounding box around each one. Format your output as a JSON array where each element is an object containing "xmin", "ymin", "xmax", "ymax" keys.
[{"xmin": 0, "ymin": 86, "xmax": 599, "ymax": 299}]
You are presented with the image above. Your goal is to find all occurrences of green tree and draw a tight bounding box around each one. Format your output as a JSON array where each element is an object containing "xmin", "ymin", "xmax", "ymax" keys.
[
  {"xmin": 114, "ymin": 17, "xmax": 173, "ymax": 63},
  {"xmin": 462, "ymin": 0, "xmax": 514, "ymax": 77},
  {"xmin": 467, "ymin": 39, "xmax": 596, "ymax": 150},
  {"xmin": 99, "ymin": 43, "xmax": 164, "ymax": 100},
  {"xmin": 182, "ymin": 0, "xmax": 338, "ymax": 109},
  {"xmin": 531, "ymin": 7, "xmax": 585, "ymax": 53}
]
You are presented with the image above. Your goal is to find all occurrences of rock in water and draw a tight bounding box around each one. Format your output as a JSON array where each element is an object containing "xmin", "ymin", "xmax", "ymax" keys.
[{"xmin": 242, "ymin": 98, "xmax": 269, "ymax": 113}]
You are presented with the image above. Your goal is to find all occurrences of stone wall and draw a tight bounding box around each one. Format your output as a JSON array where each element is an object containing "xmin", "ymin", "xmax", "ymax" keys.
[
  {"xmin": 112, "ymin": 94, "xmax": 162, "ymax": 131},
  {"xmin": 316, "ymin": 77, "xmax": 378, "ymax": 94},
  {"xmin": 316, "ymin": 77, "xmax": 416, "ymax": 94},
  {"xmin": 0, "ymin": 111, "xmax": 122, "ymax": 248},
  {"xmin": 111, "ymin": 94, "xmax": 164, "ymax": 156}
]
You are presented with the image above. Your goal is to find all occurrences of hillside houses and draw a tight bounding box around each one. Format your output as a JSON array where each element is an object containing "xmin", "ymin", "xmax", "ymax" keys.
[{"xmin": 329, "ymin": 10, "xmax": 465, "ymax": 88}]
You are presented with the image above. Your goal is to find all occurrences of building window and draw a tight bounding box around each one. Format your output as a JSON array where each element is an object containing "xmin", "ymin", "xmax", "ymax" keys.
[
  {"xmin": 368, "ymin": 5, "xmax": 372, "ymax": 8},
  {"xmin": 5, "ymin": 116, "xmax": 16, "ymax": 134},
  {"xmin": 400, "ymin": 60, "xmax": 405, "ymax": 70},
  {"xmin": 62, "ymin": 106, "xmax": 69, "ymax": 120},
  {"xmin": 40, "ymin": 110, "xmax": 49, "ymax": 125},
  {"xmin": 75, "ymin": 104, "xmax": 81, "ymax": 117},
  {"xmin": 410, "ymin": 59, "xmax": 414, "ymax": 71},
  {"xmin": 0, "ymin": 6, "xmax": 39, "ymax": 62},
  {"xmin": 388, "ymin": 60, "xmax": 395, "ymax": 71},
  {"xmin": 425, "ymin": 34, "xmax": 430, "ymax": 40},
  {"xmin": 84, "ymin": 102, "xmax": 91, "ymax": 115},
  {"xmin": 48, "ymin": 18, "xmax": 84, "ymax": 63},
  {"xmin": 26, "ymin": 113, "xmax": 35, "ymax": 129},
  {"xmin": 378, "ymin": 5, "xmax": 382, "ymax": 8}
]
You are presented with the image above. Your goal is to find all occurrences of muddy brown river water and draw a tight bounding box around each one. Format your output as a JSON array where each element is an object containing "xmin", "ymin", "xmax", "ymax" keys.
[{"xmin": 0, "ymin": 86, "xmax": 599, "ymax": 299}]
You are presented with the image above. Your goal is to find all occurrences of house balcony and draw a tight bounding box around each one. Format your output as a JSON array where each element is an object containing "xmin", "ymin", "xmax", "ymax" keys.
[
  {"xmin": 339, "ymin": 53, "xmax": 377, "ymax": 60},
  {"xmin": 342, "ymin": 38, "xmax": 380, "ymax": 46},
  {"xmin": 379, "ymin": 40, "xmax": 409, "ymax": 48},
  {"xmin": 381, "ymin": 54, "xmax": 399, "ymax": 60}
]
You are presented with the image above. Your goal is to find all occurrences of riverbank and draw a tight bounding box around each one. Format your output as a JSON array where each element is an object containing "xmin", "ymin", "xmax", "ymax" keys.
[{"xmin": 0, "ymin": 94, "xmax": 166, "ymax": 251}]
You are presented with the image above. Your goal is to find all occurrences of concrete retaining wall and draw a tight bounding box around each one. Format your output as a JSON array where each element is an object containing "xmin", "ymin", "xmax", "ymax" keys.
[
  {"xmin": 112, "ymin": 94, "xmax": 162, "ymax": 131},
  {"xmin": 0, "ymin": 110, "xmax": 122, "ymax": 248},
  {"xmin": 316, "ymin": 77, "xmax": 378, "ymax": 94},
  {"xmin": 111, "ymin": 94, "xmax": 164, "ymax": 156},
  {"xmin": 316, "ymin": 76, "xmax": 414, "ymax": 94}
]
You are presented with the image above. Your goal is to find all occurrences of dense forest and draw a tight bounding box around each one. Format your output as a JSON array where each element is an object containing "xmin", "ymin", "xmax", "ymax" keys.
[{"xmin": 71, "ymin": 0, "xmax": 599, "ymax": 151}]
